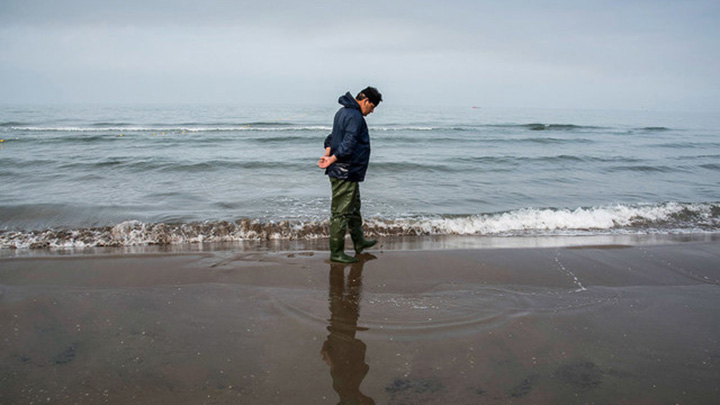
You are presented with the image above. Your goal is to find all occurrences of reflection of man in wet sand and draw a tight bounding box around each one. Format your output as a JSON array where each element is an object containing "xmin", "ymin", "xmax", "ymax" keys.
[{"xmin": 321, "ymin": 254, "xmax": 376, "ymax": 405}]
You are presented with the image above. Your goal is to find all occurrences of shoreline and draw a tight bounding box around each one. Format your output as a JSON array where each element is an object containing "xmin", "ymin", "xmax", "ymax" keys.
[
  {"xmin": 1, "ymin": 238, "xmax": 719, "ymax": 403},
  {"xmin": 2, "ymin": 232, "xmax": 719, "ymax": 259}
]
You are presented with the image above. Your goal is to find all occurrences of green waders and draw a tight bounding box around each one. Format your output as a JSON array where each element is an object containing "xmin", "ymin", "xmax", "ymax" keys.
[{"xmin": 329, "ymin": 178, "xmax": 377, "ymax": 263}]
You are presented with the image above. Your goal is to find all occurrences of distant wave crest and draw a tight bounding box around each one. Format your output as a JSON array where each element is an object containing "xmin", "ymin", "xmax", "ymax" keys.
[
  {"xmin": 6, "ymin": 125, "xmax": 333, "ymax": 133},
  {"xmin": 5, "ymin": 122, "xmax": 673, "ymax": 134},
  {"xmin": 1, "ymin": 202, "xmax": 717, "ymax": 249}
]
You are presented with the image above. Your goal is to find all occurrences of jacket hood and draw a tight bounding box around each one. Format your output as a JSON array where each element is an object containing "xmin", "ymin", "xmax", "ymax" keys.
[{"xmin": 338, "ymin": 92, "xmax": 360, "ymax": 111}]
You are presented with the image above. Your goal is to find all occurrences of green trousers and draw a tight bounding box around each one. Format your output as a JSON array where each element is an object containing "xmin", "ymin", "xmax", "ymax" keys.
[{"xmin": 329, "ymin": 177, "xmax": 364, "ymax": 244}]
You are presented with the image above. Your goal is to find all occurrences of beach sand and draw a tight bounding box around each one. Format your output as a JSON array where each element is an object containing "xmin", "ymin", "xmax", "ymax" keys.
[{"xmin": 1, "ymin": 239, "xmax": 719, "ymax": 404}]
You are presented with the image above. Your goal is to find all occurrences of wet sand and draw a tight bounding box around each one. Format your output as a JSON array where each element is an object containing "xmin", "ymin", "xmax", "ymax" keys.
[{"xmin": 1, "ymin": 240, "xmax": 720, "ymax": 404}]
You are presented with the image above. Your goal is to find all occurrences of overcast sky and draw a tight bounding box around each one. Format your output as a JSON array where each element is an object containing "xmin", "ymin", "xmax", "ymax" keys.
[{"xmin": 1, "ymin": 0, "xmax": 718, "ymax": 111}]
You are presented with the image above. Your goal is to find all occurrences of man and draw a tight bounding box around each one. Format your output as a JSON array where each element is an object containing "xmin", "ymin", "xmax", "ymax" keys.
[{"xmin": 318, "ymin": 87, "xmax": 382, "ymax": 263}]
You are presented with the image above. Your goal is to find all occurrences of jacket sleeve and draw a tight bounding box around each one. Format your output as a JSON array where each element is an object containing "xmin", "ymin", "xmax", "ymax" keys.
[
  {"xmin": 334, "ymin": 114, "xmax": 363, "ymax": 159},
  {"xmin": 324, "ymin": 133, "xmax": 332, "ymax": 149}
]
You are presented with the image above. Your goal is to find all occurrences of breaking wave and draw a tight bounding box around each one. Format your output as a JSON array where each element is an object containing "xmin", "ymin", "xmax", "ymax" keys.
[
  {"xmin": 1, "ymin": 202, "xmax": 717, "ymax": 249},
  {"xmin": 3, "ymin": 122, "xmax": 672, "ymax": 134},
  {"xmin": 5, "ymin": 125, "xmax": 333, "ymax": 133}
]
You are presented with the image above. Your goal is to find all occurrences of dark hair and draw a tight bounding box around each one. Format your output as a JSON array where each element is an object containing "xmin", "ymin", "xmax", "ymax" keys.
[{"xmin": 356, "ymin": 86, "xmax": 383, "ymax": 105}]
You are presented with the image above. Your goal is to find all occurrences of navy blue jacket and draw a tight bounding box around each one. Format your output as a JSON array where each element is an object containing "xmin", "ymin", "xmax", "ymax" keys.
[{"xmin": 323, "ymin": 92, "xmax": 371, "ymax": 182}]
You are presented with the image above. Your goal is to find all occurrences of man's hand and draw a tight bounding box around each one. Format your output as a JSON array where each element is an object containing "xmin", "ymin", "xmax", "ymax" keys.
[{"xmin": 318, "ymin": 155, "xmax": 337, "ymax": 169}]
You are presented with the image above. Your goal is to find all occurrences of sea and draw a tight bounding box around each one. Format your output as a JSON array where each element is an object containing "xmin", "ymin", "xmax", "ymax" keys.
[{"xmin": 1, "ymin": 102, "xmax": 719, "ymax": 250}]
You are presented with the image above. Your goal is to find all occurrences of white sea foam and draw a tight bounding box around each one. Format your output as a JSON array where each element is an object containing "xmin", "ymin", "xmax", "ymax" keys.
[
  {"xmin": 1, "ymin": 202, "xmax": 717, "ymax": 250},
  {"xmin": 9, "ymin": 126, "xmax": 335, "ymax": 133},
  {"xmin": 9, "ymin": 125, "xmax": 466, "ymax": 133},
  {"xmin": 365, "ymin": 202, "xmax": 718, "ymax": 236}
]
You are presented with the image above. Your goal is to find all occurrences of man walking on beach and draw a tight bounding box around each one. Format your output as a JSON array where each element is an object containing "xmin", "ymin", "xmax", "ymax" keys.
[{"xmin": 318, "ymin": 87, "xmax": 383, "ymax": 263}]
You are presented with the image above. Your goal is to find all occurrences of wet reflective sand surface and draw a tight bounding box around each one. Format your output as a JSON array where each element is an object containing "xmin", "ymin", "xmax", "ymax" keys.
[{"xmin": 1, "ymin": 242, "xmax": 719, "ymax": 404}]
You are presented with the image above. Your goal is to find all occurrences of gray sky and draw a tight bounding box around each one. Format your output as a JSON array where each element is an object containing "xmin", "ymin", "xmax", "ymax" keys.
[{"xmin": 1, "ymin": 0, "xmax": 718, "ymax": 111}]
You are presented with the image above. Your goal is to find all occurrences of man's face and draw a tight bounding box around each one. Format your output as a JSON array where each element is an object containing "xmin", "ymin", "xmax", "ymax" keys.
[{"xmin": 359, "ymin": 99, "xmax": 376, "ymax": 116}]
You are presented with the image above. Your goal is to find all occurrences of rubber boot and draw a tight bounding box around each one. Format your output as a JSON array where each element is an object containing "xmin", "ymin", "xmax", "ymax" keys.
[
  {"xmin": 350, "ymin": 225, "xmax": 376, "ymax": 254},
  {"xmin": 330, "ymin": 237, "xmax": 358, "ymax": 263},
  {"xmin": 354, "ymin": 238, "xmax": 377, "ymax": 254},
  {"xmin": 329, "ymin": 219, "xmax": 358, "ymax": 263}
]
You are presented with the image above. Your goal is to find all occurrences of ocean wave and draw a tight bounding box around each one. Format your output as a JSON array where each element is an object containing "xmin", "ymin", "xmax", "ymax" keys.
[
  {"xmin": 605, "ymin": 165, "xmax": 677, "ymax": 173},
  {"xmin": 639, "ymin": 126, "xmax": 670, "ymax": 131},
  {"xmin": 50, "ymin": 159, "xmax": 311, "ymax": 172},
  {"xmin": 5, "ymin": 125, "xmax": 333, "ymax": 133},
  {"xmin": 3, "ymin": 121, "xmax": 682, "ymax": 136},
  {"xmin": 1, "ymin": 121, "xmax": 28, "ymax": 127},
  {"xmin": 1, "ymin": 202, "xmax": 717, "ymax": 249},
  {"xmin": 653, "ymin": 142, "xmax": 720, "ymax": 149},
  {"xmin": 493, "ymin": 123, "xmax": 673, "ymax": 132},
  {"xmin": 368, "ymin": 202, "xmax": 719, "ymax": 236},
  {"xmin": 372, "ymin": 155, "xmax": 645, "ymax": 171},
  {"xmin": 525, "ymin": 123, "xmax": 588, "ymax": 131},
  {"xmin": 1, "ymin": 122, "xmax": 617, "ymax": 134},
  {"xmin": 372, "ymin": 161, "xmax": 453, "ymax": 173},
  {"xmin": 90, "ymin": 122, "xmax": 135, "ymax": 127},
  {"xmin": 483, "ymin": 123, "xmax": 606, "ymax": 131},
  {"xmin": 3, "ymin": 125, "xmax": 480, "ymax": 134},
  {"xmin": 373, "ymin": 126, "xmax": 461, "ymax": 132}
]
